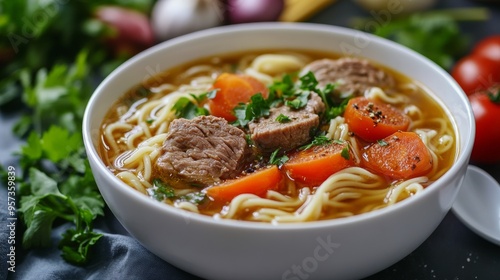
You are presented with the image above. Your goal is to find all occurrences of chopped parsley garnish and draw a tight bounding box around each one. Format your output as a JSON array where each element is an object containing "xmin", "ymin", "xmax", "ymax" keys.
[
  {"xmin": 232, "ymin": 71, "xmax": 349, "ymax": 127},
  {"xmin": 268, "ymin": 73, "xmax": 296, "ymax": 100},
  {"xmin": 377, "ymin": 139, "xmax": 389, "ymax": 147},
  {"xmin": 151, "ymin": 178, "xmax": 176, "ymax": 201},
  {"xmin": 299, "ymin": 135, "xmax": 332, "ymax": 150},
  {"xmin": 205, "ymin": 89, "xmax": 219, "ymax": 100},
  {"xmin": 298, "ymin": 71, "xmax": 350, "ymax": 121},
  {"xmin": 285, "ymin": 91, "xmax": 310, "ymax": 109},
  {"xmin": 178, "ymin": 192, "xmax": 206, "ymax": 205},
  {"xmin": 172, "ymin": 93, "xmax": 211, "ymax": 119},
  {"xmin": 151, "ymin": 179, "xmax": 206, "ymax": 205},
  {"xmin": 326, "ymin": 94, "xmax": 351, "ymax": 120},
  {"xmin": 275, "ymin": 113, "xmax": 291, "ymax": 123},
  {"xmin": 341, "ymin": 146, "xmax": 351, "ymax": 160},
  {"xmin": 269, "ymin": 148, "xmax": 289, "ymax": 166},
  {"xmin": 299, "ymin": 71, "xmax": 319, "ymax": 91},
  {"xmin": 137, "ymin": 86, "xmax": 152, "ymax": 97},
  {"xmin": 245, "ymin": 134, "xmax": 254, "ymax": 146},
  {"xmin": 233, "ymin": 93, "xmax": 270, "ymax": 127}
]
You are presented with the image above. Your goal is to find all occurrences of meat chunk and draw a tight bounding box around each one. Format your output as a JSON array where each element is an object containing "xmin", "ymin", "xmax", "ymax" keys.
[
  {"xmin": 302, "ymin": 57, "xmax": 395, "ymax": 95},
  {"xmin": 155, "ymin": 116, "xmax": 249, "ymax": 186},
  {"xmin": 249, "ymin": 93, "xmax": 325, "ymax": 152}
]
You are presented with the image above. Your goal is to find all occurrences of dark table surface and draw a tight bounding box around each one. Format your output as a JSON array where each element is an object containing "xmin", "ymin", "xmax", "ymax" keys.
[{"xmin": 1, "ymin": 0, "xmax": 499, "ymax": 279}]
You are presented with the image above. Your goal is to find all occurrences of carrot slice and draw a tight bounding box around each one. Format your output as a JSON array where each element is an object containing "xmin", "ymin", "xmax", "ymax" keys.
[
  {"xmin": 283, "ymin": 141, "xmax": 355, "ymax": 186},
  {"xmin": 362, "ymin": 131, "xmax": 433, "ymax": 180},
  {"xmin": 344, "ymin": 96, "xmax": 410, "ymax": 142},
  {"xmin": 205, "ymin": 166, "xmax": 282, "ymax": 202},
  {"xmin": 208, "ymin": 73, "xmax": 268, "ymax": 122}
]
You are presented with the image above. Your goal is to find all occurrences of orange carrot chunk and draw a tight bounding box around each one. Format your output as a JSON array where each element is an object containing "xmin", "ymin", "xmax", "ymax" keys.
[
  {"xmin": 344, "ymin": 96, "xmax": 410, "ymax": 142},
  {"xmin": 208, "ymin": 73, "xmax": 268, "ymax": 122},
  {"xmin": 362, "ymin": 131, "xmax": 433, "ymax": 180},
  {"xmin": 206, "ymin": 165, "xmax": 282, "ymax": 202},
  {"xmin": 283, "ymin": 141, "xmax": 355, "ymax": 186}
]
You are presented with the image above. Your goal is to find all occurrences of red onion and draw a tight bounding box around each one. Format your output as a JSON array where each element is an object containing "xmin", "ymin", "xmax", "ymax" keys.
[
  {"xmin": 226, "ymin": 0, "xmax": 285, "ymax": 24},
  {"xmin": 95, "ymin": 6, "xmax": 154, "ymax": 56}
]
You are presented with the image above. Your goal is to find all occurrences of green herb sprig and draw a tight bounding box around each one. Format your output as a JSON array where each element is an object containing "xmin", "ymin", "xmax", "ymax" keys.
[
  {"xmin": 351, "ymin": 8, "xmax": 489, "ymax": 70},
  {"xmin": 269, "ymin": 149, "xmax": 289, "ymax": 166},
  {"xmin": 172, "ymin": 90, "xmax": 216, "ymax": 119},
  {"xmin": 150, "ymin": 178, "xmax": 206, "ymax": 205},
  {"xmin": 299, "ymin": 135, "xmax": 332, "ymax": 150}
]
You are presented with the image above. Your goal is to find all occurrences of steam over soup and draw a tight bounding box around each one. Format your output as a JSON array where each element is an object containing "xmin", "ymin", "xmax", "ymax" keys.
[{"xmin": 99, "ymin": 50, "xmax": 456, "ymax": 222}]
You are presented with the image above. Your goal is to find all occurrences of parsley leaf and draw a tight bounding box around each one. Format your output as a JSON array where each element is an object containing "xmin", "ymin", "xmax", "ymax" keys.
[
  {"xmin": 151, "ymin": 178, "xmax": 176, "ymax": 201},
  {"xmin": 233, "ymin": 93, "xmax": 270, "ymax": 127},
  {"xmin": 341, "ymin": 147, "xmax": 351, "ymax": 160},
  {"xmin": 299, "ymin": 71, "xmax": 319, "ymax": 91},
  {"xmin": 16, "ymin": 50, "xmax": 93, "ymax": 136},
  {"xmin": 326, "ymin": 96, "xmax": 350, "ymax": 120},
  {"xmin": 19, "ymin": 168, "xmax": 104, "ymax": 254},
  {"xmin": 41, "ymin": 126, "xmax": 82, "ymax": 162},
  {"xmin": 59, "ymin": 208, "xmax": 103, "ymax": 265},
  {"xmin": 377, "ymin": 140, "xmax": 389, "ymax": 147},
  {"xmin": 269, "ymin": 74, "xmax": 295, "ymax": 99},
  {"xmin": 275, "ymin": 114, "xmax": 291, "ymax": 123},
  {"xmin": 269, "ymin": 149, "xmax": 289, "ymax": 166},
  {"xmin": 299, "ymin": 135, "xmax": 332, "ymax": 150},
  {"xmin": 150, "ymin": 179, "xmax": 206, "ymax": 205},
  {"xmin": 285, "ymin": 91, "xmax": 310, "ymax": 109},
  {"xmin": 172, "ymin": 91, "xmax": 215, "ymax": 119},
  {"xmin": 136, "ymin": 86, "xmax": 152, "ymax": 97},
  {"xmin": 172, "ymin": 95, "xmax": 209, "ymax": 119}
]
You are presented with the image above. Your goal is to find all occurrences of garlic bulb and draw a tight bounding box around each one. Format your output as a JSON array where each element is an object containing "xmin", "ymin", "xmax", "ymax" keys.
[{"xmin": 151, "ymin": 0, "xmax": 224, "ymax": 42}]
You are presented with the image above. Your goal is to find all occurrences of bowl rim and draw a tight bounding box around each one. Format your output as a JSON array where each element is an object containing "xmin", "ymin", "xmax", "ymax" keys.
[{"xmin": 83, "ymin": 22, "xmax": 475, "ymax": 231}]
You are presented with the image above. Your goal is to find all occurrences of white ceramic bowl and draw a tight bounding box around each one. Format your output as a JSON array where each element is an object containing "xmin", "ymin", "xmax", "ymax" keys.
[{"xmin": 83, "ymin": 23, "xmax": 474, "ymax": 280}]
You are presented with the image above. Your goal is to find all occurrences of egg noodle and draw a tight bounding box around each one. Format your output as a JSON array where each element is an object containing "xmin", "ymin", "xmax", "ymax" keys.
[{"xmin": 99, "ymin": 51, "xmax": 455, "ymax": 223}]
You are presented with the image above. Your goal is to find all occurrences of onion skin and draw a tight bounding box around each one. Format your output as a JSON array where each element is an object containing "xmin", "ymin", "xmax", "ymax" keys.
[{"xmin": 226, "ymin": 0, "xmax": 285, "ymax": 24}]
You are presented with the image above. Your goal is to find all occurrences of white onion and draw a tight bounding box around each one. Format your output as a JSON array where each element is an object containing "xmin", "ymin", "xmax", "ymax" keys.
[{"xmin": 151, "ymin": 0, "xmax": 224, "ymax": 42}]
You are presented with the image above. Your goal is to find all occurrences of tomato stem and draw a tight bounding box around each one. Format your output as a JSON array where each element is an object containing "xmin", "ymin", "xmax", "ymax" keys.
[{"xmin": 488, "ymin": 89, "xmax": 500, "ymax": 104}]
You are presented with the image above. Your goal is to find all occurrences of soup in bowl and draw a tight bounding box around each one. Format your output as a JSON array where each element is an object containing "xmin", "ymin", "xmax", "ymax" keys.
[{"xmin": 83, "ymin": 23, "xmax": 474, "ymax": 280}]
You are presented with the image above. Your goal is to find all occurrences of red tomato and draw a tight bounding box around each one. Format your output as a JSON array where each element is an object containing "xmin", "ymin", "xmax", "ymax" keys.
[
  {"xmin": 472, "ymin": 35, "xmax": 500, "ymax": 63},
  {"xmin": 469, "ymin": 89, "xmax": 500, "ymax": 164},
  {"xmin": 95, "ymin": 6, "xmax": 154, "ymax": 57},
  {"xmin": 451, "ymin": 55, "xmax": 500, "ymax": 95}
]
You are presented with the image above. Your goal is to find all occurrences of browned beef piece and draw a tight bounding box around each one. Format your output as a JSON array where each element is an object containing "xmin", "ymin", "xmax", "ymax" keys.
[
  {"xmin": 155, "ymin": 115, "xmax": 249, "ymax": 186},
  {"xmin": 249, "ymin": 93, "xmax": 325, "ymax": 152},
  {"xmin": 303, "ymin": 57, "xmax": 395, "ymax": 95}
]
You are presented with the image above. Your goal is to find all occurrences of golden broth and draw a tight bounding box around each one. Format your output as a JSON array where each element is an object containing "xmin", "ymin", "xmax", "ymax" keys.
[{"xmin": 99, "ymin": 50, "xmax": 457, "ymax": 222}]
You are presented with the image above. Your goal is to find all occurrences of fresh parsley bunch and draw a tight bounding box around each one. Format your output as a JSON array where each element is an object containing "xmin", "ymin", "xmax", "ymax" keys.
[
  {"xmin": 352, "ymin": 8, "xmax": 489, "ymax": 70},
  {"xmin": 13, "ymin": 52, "xmax": 105, "ymax": 265},
  {"xmin": 0, "ymin": 0, "xmax": 157, "ymax": 265}
]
